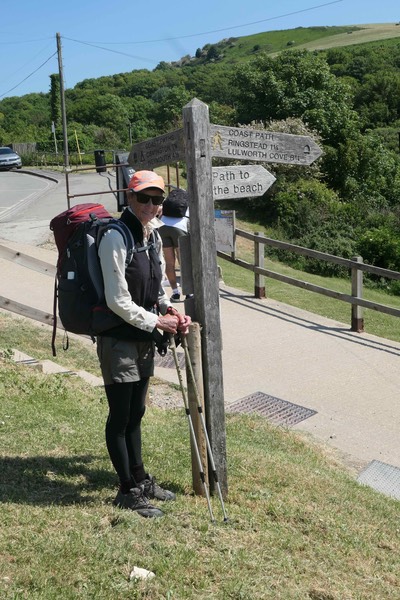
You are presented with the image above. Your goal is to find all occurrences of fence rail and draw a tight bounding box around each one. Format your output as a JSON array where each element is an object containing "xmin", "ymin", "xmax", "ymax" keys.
[
  {"xmin": 217, "ymin": 229, "xmax": 400, "ymax": 332},
  {"xmin": 1, "ymin": 232, "xmax": 400, "ymax": 335}
]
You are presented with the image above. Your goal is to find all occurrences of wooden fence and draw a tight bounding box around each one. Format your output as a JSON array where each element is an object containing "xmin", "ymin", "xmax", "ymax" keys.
[{"xmin": 217, "ymin": 229, "xmax": 400, "ymax": 332}]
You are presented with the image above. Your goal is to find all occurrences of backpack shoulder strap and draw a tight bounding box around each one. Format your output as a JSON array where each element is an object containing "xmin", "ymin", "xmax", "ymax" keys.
[
  {"xmin": 96, "ymin": 219, "xmax": 159, "ymax": 266},
  {"xmin": 151, "ymin": 228, "xmax": 162, "ymax": 256},
  {"xmin": 96, "ymin": 219, "xmax": 135, "ymax": 268}
]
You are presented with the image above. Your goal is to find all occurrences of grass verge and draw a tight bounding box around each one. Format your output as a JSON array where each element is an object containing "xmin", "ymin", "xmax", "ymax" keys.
[{"xmin": 0, "ymin": 318, "xmax": 399, "ymax": 599}]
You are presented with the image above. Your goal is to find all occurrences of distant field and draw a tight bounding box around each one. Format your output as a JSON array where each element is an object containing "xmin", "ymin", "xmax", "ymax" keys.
[
  {"xmin": 207, "ymin": 23, "xmax": 400, "ymax": 66},
  {"xmin": 297, "ymin": 23, "xmax": 400, "ymax": 51},
  {"xmin": 220, "ymin": 25, "xmax": 357, "ymax": 62}
]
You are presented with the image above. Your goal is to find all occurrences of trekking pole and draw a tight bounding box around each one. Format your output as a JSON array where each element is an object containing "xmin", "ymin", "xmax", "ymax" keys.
[
  {"xmin": 181, "ymin": 336, "xmax": 229, "ymax": 523},
  {"xmin": 168, "ymin": 334, "xmax": 215, "ymax": 524}
]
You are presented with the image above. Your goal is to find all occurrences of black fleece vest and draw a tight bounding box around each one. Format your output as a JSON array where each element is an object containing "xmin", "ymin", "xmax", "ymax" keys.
[
  {"xmin": 96, "ymin": 209, "xmax": 162, "ymax": 341},
  {"xmin": 119, "ymin": 208, "xmax": 162, "ymax": 309}
]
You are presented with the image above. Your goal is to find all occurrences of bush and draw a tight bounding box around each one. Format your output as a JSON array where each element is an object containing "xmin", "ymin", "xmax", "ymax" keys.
[
  {"xmin": 296, "ymin": 222, "xmax": 357, "ymax": 277},
  {"xmin": 357, "ymin": 227, "xmax": 400, "ymax": 271},
  {"xmin": 271, "ymin": 179, "xmax": 342, "ymax": 239}
]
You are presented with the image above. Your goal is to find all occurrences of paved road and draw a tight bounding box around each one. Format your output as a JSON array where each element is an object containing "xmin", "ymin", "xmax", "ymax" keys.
[
  {"xmin": 0, "ymin": 171, "xmax": 56, "ymax": 222},
  {"xmin": 0, "ymin": 169, "xmax": 119, "ymax": 245}
]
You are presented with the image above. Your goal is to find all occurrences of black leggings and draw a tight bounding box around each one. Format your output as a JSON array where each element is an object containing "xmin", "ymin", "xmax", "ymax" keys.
[{"xmin": 104, "ymin": 378, "xmax": 149, "ymax": 489}]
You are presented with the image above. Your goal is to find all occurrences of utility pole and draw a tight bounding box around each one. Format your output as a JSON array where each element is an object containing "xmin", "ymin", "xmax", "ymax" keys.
[{"xmin": 56, "ymin": 32, "xmax": 71, "ymax": 207}]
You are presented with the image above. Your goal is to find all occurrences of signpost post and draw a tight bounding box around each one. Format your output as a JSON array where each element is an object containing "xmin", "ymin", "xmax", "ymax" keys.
[{"xmin": 182, "ymin": 99, "xmax": 228, "ymax": 497}]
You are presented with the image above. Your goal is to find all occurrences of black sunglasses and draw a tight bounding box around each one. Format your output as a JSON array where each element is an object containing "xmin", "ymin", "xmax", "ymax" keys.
[{"xmin": 135, "ymin": 191, "xmax": 164, "ymax": 206}]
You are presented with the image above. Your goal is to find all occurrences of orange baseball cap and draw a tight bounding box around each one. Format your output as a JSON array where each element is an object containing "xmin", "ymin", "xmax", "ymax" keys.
[{"xmin": 128, "ymin": 170, "xmax": 165, "ymax": 193}]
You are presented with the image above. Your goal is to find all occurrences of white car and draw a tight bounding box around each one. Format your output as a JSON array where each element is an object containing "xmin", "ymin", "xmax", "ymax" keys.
[{"xmin": 0, "ymin": 147, "xmax": 22, "ymax": 170}]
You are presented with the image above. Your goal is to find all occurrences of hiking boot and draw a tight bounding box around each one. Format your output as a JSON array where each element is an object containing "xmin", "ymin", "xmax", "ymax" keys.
[
  {"xmin": 139, "ymin": 474, "xmax": 176, "ymax": 501},
  {"xmin": 113, "ymin": 486, "xmax": 164, "ymax": 518},
  {"xmin": 170, "ymin": 292, "xmax": 181, "ymax": 302}
]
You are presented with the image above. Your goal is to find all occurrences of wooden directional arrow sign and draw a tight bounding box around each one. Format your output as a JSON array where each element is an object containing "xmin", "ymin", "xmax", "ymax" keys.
[
  {"xmin": 212, "ymin": 165, "xmax": 276, "ymax": 200},
  {"xmin": 128, "ymin": 128, "xmax": 185, "ymax": 169},
  {"xmin": 210, "ymin": 124, "xmax": 322, "ymax": 165}
]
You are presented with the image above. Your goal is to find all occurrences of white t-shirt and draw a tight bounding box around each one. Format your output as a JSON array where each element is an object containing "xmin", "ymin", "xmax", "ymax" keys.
[{"xmin": 160, "ymin": 208, "xmax": 189, "ymax": 233}]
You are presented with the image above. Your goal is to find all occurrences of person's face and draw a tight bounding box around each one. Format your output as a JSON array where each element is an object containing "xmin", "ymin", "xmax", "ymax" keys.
[{"xmin": 129, "ymin": 187, "xmax": 164, "ymax": 225}]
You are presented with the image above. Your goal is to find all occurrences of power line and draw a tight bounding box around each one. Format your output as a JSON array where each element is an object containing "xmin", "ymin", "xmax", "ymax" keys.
[
  {"xmin": 67, "ymin": 1, "xmax": 344, "ymax": 46},
  {"xmin": 0, "ymin": 36, "xmax": 53, "ymax": 45},
  {"xmin": 0, "ymin": 51, "xmax": 58, "ymax": 99},
  {"xmin": 62, "ymin": 38, "xmax": 157, "ymax": 64},
  {"xmin": 1, "ymin": 41, "xmax": 55, "ymax": 85}
]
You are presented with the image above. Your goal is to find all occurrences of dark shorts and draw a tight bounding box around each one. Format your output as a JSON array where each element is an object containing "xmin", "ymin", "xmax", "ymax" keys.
[
  {"xmin": 159, "ymin": 225, "xmax": 187, "ymax": 249},
  {"xmin": 96, "ymin": 336, "xmax": 154, "ymax": 385}
]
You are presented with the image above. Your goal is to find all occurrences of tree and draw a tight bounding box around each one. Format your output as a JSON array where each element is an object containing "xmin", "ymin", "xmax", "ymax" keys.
[
  {"xmin": 206, "ymin": 45, "xmax": 219, "ymax": 61},
  {"xmin": 49, "ymin": 73, "xmax": 61, "ymax": 130},
  {"xmin": 323, "ymin": 131, "xmax": 400, "ymax": 206},
  {"xmin": 153, "ymin": 85, "xmax": 191, "ymax": 130},
  {"xmin": 89, "ymin": 93, "xmax": 129, "ymax": 131},
  {"xmin": 233, "ymin": 50, "xmax": 359, "ymax": 145},
  {"xmin": 354, "ymin": 72, "xmax": 400, "ymax": 128}
]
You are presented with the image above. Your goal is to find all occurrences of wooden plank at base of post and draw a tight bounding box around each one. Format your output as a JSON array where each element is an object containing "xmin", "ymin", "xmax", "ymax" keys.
[{"xmin": 186, "ymin": 323, "xmax": 208, "ymax": 495}]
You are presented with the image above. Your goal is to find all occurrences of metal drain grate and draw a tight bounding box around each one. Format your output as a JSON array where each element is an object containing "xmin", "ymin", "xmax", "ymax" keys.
[
  {"xmin": 227, "ymin": 391, "xmax": 317, "ymax": 427},
  {"xmin": 154, "ymin": 352, "xmax": 185, "ymax": 370},
  {"xmin": 357, "ymin": 460, "xmax": 400, "ymax": 500}
]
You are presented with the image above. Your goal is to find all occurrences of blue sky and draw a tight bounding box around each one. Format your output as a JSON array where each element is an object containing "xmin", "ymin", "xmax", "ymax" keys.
[{"xmin": 1, "ymin": 0, "xmax": 399, "ymax": 99}]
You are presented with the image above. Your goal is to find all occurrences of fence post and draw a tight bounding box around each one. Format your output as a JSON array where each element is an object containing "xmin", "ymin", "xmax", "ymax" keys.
[
  {"xmin": 231, "ymin": 212, "xmax": 236, "ymax": 262},
  {"xmin": 351, "ymin": 255, "xmax": 364, "ymax": 332},
  {"xmin": 254, "ymin": 232, "xmax": 265, "ymax": 299}
]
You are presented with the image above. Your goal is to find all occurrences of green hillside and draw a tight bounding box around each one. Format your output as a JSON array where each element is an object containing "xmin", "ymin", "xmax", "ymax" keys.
[{"xmin": 185, "ymin": 23, "xmax": 400, "ymax": 67}]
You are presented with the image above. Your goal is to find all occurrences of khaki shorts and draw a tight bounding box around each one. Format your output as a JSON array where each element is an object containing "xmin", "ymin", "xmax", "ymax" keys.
[
  {"xmin": 96, "ymin": 336, "xmax": 155, "ymax": 385},
  {"xmin": 159, "ymin": 225, "xmax": 187, "ymax": 249}
]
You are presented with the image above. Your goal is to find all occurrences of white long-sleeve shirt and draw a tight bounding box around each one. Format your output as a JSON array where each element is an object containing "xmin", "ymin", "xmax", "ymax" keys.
[{"xmin": 98, "ymin": 216, "xmax": 170, "ymax": 333}]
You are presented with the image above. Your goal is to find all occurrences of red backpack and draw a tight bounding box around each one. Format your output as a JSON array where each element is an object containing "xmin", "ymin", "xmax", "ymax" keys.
[{"xmin": 49, "ymin": 203, "xmax": 134, "ymax": 355}]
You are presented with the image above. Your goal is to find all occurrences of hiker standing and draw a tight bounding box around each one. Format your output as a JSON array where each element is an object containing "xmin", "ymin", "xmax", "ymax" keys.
[
  {"xmin": 158, "ymin": 188, "xmax": 190, "ymax": 302},
  {"xmin": 96, "ymin": 170, "xmax": 191, "ymax": 518}
]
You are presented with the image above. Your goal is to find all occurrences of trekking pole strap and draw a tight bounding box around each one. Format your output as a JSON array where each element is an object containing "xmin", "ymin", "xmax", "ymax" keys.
[{"xmin": 51, "ymin": 277, "xmax": 58, "ymax": 357}]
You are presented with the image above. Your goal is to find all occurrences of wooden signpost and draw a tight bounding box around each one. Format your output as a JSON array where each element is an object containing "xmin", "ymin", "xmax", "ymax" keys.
[
  {"xmin": 128, "ymin": 128, "xmax": 185, "ymax": 170},
  {"xmin": 212, "ymin": 165, "xmax": 275, "ymax": 200},
  {"xmin": 210, "ymin": 124, "xmax": 322, "ymax": 165},
  {"xmin": 127, "ymin": 99, "xmax": 323, "ymax": 500},
  {"xmin": 182, "ymin": 100, "xmax": 228, "ymax": 497}
]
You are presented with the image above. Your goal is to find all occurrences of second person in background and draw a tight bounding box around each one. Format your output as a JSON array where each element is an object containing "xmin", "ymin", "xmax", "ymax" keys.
[{"xmin": 158, "ymin": 187, "xmax": 190, "ymax": 302}]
